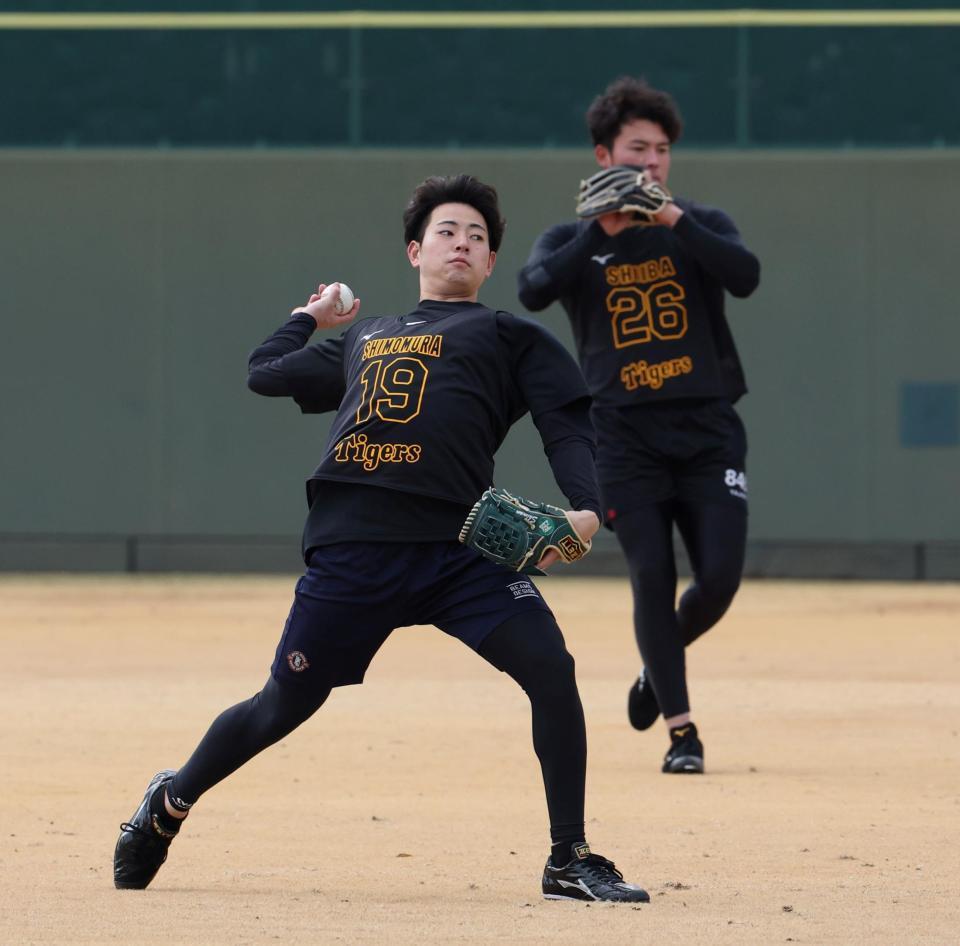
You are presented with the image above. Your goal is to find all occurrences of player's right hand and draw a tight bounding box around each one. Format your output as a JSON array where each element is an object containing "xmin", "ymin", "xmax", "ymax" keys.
[
  {"xmin": 291, "ymin": 282, "xmax": 360, "ymax": 329},
  {"xmin": 596, "ymin": 210, "xmax": 639, "ymax": 237},
  {"xmin": 596, "ymin": 203, "xmax": 683, "ymax": 235}
]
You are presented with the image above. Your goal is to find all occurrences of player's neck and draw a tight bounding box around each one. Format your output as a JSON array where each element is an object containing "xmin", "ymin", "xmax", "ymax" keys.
[{"xmin": 419, "ymin": 290, "xmax": 480, "ymax": 304}]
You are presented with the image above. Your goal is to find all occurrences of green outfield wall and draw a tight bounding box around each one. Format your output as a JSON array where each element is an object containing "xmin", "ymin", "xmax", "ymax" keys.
[
  {"xmin": 1, "ymin": 148, "xmax": 958, "ymax": 578},
  {"xmin": 2, "ymin": 3, "xmax": 959, "ymax": 148}
]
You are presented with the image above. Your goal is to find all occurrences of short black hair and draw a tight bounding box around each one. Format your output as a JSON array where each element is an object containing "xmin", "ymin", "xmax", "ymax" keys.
[
  {"xmin": 402, "ymin": 174, "xmax": 506, "ymax": 252},
  {"xmin": 586, "ymin": 77, "xmax": 683, "ymax": 149}
]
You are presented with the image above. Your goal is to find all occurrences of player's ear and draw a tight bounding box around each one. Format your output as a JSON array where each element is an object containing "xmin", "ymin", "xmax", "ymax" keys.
[
  {"xmin": 406, "ymin": 240, "xmax": 421, "ymax": 269},
  {"xmin": 594, "ymin": 143, "xmax": 613, "ymax": 168},
  {"xmin": 484, "ymin": 250, "xmax": 496, "ymax": 277}
]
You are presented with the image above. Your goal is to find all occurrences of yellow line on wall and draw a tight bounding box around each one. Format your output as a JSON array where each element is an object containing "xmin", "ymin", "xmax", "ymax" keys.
[{"xmin": 1, "ymin": 9, "xmax": 960, "ymax": 30}]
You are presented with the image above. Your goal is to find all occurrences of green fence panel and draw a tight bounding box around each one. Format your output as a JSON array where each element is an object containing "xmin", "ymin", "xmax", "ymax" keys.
[{"xmin": 1, "ymin": 149, "xmax": 957, "ymax": 560}]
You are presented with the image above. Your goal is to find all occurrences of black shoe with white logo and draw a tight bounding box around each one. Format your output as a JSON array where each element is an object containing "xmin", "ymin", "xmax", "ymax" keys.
[
  {"xmin": 662, "ymin": 722, "xmax": 704, "ymax": 774},
  {"xmin": 114, "ymin": 769, "xmax": 179, "ymax": 889},
  {"xmin": 627, "ymin": 669, "xmax": 661, "ymax": 731},
  {"xmin": 542, "ymin": 842, "xmax": 650, "ymax": 903}
]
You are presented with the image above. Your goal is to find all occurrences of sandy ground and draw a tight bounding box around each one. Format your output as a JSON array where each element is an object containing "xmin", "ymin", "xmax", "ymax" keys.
[{"xmin": 1, "ymin": 574, "xmax": 958, "ymax": 945}]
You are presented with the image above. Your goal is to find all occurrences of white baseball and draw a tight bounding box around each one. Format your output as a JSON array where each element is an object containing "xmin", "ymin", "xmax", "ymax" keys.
[{"xmin": 334, "ymin": 282, "xmax": 355, "ymax": 315}]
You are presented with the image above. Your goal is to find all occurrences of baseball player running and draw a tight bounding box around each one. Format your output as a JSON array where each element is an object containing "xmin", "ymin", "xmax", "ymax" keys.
[
  {"xmin": 113, "ymin": 174, "xmax": 649, "ymax": 903},
  {"xmin": 518, "ymin": 78, "xmax": 761, "ymax": 774}
]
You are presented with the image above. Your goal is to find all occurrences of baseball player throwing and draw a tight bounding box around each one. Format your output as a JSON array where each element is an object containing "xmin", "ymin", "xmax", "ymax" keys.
[{"xmin": 113, "ymin": 174, "xmax": 649, "ymax": 903}]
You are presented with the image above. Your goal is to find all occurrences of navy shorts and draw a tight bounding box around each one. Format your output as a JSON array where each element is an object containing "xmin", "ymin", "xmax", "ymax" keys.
[
  {"xmin": 270, "ymin": 541, "xmax": 553, "ymax": 689},
  {"xmin": 593, "ymin": 398, "xmax": 748, "ymax": 517}
]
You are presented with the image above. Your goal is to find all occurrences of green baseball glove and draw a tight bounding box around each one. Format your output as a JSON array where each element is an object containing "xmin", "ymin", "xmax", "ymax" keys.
[
  {"xmin": 458, "ymin": 487, "xmax": 592, "ymax": 576},
  {"xmin": 575, "ymin": 164, "xmax": 673, "ymax": 224}
]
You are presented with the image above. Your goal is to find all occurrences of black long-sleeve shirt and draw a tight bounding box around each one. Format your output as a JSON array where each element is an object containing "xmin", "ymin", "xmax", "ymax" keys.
[
  {"xmin": 517, "ymin": 200, "xmax": 760, "ymax": 407},
  {"xmin": 248, "ymin": 306, "xmax": 601, "ymax": 559}
]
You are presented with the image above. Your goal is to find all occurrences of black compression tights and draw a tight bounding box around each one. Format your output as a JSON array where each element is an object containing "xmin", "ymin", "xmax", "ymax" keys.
[
  {"xmin": 613, "ymin": 499, "xmax": 747, "ymax": 718},
  {"xmin": 478, "ymin": 612, "xmax": 586, "ymax": 847},
  {"xmin": 170, "ymin": 674, "xmax": 332, "ymax": 806},
  {"xmin": 169, "ymin": 611, "xmax": 585, "ymax": 848}
]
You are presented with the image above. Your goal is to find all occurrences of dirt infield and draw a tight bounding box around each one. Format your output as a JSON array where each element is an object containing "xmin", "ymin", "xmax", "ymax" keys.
[{"xmin": 1, "ymin": 574, "xmax": 957, "ymax": 945}]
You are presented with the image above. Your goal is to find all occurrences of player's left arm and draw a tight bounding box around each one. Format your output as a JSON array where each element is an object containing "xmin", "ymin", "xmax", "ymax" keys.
[
  {"xmin": 500, "ymin": 314, "xmax": 602, "ymax": 566},
  {"xmin": 532, "ymin": 402, "xmax": 602, "ymax": 568},
  {"xmin": 660, "ymin": 203, "xmax": 760, "ymax": 298}
]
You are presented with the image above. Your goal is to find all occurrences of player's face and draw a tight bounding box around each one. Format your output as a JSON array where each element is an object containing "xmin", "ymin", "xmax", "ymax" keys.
[
  {"xmin": 407, "ymin": 202, "xmax": 496, "ymax": 302},
  {"xmin": 595, "ymin": 118, "xmax": 672, "ymax": 185}
]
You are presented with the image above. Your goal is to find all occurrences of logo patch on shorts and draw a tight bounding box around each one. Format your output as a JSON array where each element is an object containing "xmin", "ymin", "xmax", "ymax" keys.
[
  {"xmin": 724, "ymin": 468, "xmax": 748, "ymax": 500},
  {"xmin": 507, "ymin": 580, "xmax": 539, "ymax": 600},
  {"xmin": 287, "ymin": 650, "xmax": 310, "ymax": 672}
]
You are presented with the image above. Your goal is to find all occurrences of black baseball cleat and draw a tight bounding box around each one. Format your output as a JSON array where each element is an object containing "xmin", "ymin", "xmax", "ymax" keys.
[
  {"xmin": 662, "ymin": 722, "xmax": 704, "ymax": 774},
  {"xmin": 627, "ymin": 669, "xmax": 661, "ymax": 731},
  {"xmin": 114, "ymin": 769, "xmax": 179, "ymax": 889},
  {"xmin": 542, "ymin": 842, "xmax": 650, "ymax": 903}
]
